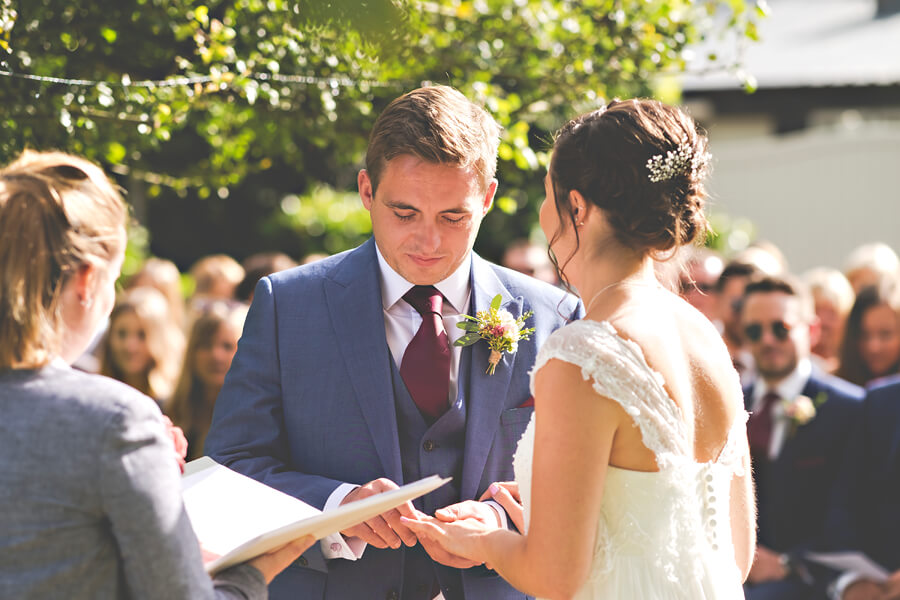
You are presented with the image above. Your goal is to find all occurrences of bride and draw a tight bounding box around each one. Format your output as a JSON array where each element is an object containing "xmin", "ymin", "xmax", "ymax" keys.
[{"xmin": 403, "ymin": 99, "xmax": 755, "ymax": 598}]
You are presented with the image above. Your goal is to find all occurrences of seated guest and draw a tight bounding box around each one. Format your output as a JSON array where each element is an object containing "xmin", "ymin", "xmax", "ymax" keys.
[
  {"xmin": 716, "ymin": 261, "xmax": 762, "ymax": 385},
  {"xmin": 822, "ymin": 377, "xmax": 900, "ymax": 600},
  {"xmin": 99, "ymin": 286, "xmax": 184, "ymax": 405},
  {"xmin": 843, "ymin": 242, "xmax": 899, "ymax": 294},
  {"xmin": 166, "ymin": 301, "xmax": 247, "ymax": 460},
  {"xmin": 187, "ymin": 254, "xmax": 244, "ymax": 323},
  {"xmin": 128, "ymin": 256, "xmax": 186, "ymax": 329},
  {"xmin": 803, "ymin": 267, "xmax": 855, "ymax": 374},
  {"xmin": 836, "ymin": 279, "xmax": 900, "ymax": 386},
  {"xmin": 740, "ymin": 275, "xmax": 864, "ymax": 600},
  {"xmin": 0, "ymin": 150, "xmax": 310, "ymax": 598},
  {"xmin": 235, "ymin": 252, "xmax": 298, "ymax": 304},
  {"xmin": 678, "ymin": 246, "xmax": 724, "ymax": 321},
  {"xmin": 501, "ymin": 239, "xmax": 559, "ymax": 285},
  {"xmin": 734, "ymin": 240, "xmax": 789, "ymax": 277}
]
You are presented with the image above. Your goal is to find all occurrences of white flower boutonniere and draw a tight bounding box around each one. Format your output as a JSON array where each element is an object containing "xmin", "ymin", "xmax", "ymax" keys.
[
  {"xmin": 454, "ymin": 294, "xmax": 535, "ymax": 375},
  {"xmin": 777, "ymin": 391, "xmax": 827, "ymax": 434}
]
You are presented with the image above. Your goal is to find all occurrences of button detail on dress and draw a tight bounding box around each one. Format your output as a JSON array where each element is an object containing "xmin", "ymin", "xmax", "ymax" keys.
[{"xmin": 423, "ymin": 440, "xmax": 436, "ymax": 451}]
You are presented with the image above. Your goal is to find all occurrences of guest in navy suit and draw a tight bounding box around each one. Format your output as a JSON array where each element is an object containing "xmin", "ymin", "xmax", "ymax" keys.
[
  {"xmin": 205, "ymin": 86, "xmax": 581, "ymax": 600},
  {"xmin": 821, "ymin": 377, "xmax": 900, "ymax": 600},
  {"xmin": 740, "ymin": 275, "xmax": 864, "ymax": 600}
]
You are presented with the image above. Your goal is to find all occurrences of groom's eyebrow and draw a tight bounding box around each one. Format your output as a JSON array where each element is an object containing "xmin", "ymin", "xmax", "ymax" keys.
[{"xmin": 383, "ymin": 200, "xmax": 471, "ymax": 214}]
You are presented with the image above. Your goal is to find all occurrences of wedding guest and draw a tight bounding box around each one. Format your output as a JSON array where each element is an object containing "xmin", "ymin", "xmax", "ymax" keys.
[
  {"xmin": 99, "ymin": 286, "xmax": 184, "ymax": 405},
  {"xmin": 205, "ymin": 85, "xmax": 581, "ymax": 600},
  {"xmin": 166, "ymin": 301, "xmax": 247, "ymax": 460},
  {"xmin": 235, "ymin": 252, "xmax": 298, "ymax": 304},
  {"xmin": 0, "ymin": 150, "xmax": 310, "ymax": 599},
  {"xmin": 717, "ymin": 261, "xmax": 762, "ymax": 385},
  {"xmin": 803, "ymin": 267, "xmax": 855, "ymax": 373},
  {"xmin": 843, "ymin": 242, "xmax": 899, "ymax": 294},
  {"xmin": 734, "ymin": 241, "xmax": 789, "ymax": 277},
  {"xmin": 128, "ymin": 256, "xmax": 186, "ymax": 329},
  {"xmin": 740, "ymin": 275, "xmax": 864, "ymax": 600},
  {"xmin": 679, "ymin": 246, "xmax": 724, "ymax": 321},
  {"xmin": 836, "ymin": 280, "xmax": 900, "ymax": 386},
  {"xmin": 501, "ymin": 239, "xmax": 559, "ymax": 285},
  {"xmin": 821, "ymin": 377, "xmax": 900, "ymax": 600},
  {"xmin": 190, "ymin": 253, "xmax": 245, "ymax": 302},
  {"xmin": 301, "ymin": 251, "xmax": 329, "ymax": 264}
]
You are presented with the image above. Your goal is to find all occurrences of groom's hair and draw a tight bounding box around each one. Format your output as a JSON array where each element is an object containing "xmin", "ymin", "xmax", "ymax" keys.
[{"xmin": 365, "ymin": 85, "xmax": 501, "ymax": 193}]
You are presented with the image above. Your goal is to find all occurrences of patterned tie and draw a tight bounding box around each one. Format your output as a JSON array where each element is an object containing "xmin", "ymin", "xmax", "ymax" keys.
[
  {"xmin": 400, "ymin": 285, "xmax": 451, "ymax": 420},
  {"xmin": 747, "ymin": 390, "xmax": 780, "ymax": 458}
]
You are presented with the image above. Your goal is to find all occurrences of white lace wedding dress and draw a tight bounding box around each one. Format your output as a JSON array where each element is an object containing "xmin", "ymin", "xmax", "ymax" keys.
[{"xmin": 514, "ymin": 320, "xmax": 748, "ymax": 599}]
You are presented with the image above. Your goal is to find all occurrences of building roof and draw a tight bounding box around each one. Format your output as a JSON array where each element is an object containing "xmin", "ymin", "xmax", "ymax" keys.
[{"xmin": 681, "ymin": 0, "xmax": 900, "ymax": 91}]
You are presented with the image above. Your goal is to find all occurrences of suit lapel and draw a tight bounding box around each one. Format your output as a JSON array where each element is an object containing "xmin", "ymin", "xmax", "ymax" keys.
[
  {"xmin": 324, "ymin": 239, "xmax": 403, "ymax": 483},
  {"xmin": 461, "ymin": 255, "xmax": 521, "ymax": 499}
]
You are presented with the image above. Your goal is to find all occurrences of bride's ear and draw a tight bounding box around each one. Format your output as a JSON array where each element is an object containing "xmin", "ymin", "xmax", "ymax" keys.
[{"xmin": 568, "ymin": 190, "xmax": 593, "ymax": 227}]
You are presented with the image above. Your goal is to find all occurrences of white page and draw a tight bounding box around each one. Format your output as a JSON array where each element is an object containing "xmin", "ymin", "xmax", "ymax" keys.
[
  {"xmin": 805, "ymin": 551, "xmax": 890, "ymax": 582},
  {"xmin": 181, "ymin": 457, "xmax": 450, "ymax": 574}
]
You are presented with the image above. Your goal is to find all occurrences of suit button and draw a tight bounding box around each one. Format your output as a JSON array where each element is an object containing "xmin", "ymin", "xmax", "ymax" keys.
[
  {"xmin": 423, "ymin": 440, "xmax": 436, "ymax": 451},
  {"xmin": 386, "ymin": 591, "xmax": 399, "ymax": 600},
  {"xmin": 298, "ymin": 556, "xmax": 308, "ymax": 567}
]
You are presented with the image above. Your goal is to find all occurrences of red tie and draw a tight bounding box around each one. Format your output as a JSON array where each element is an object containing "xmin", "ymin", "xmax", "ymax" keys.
[
  {"xmin": 748, "ymin": 391, "xmax": 780, "ymax": 457},
  {"xmin": 400, "ymin": 285, "xmax": 451, "ymax": 420}
]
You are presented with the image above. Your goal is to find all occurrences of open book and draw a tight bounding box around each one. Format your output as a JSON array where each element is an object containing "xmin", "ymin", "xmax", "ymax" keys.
[{"xmin": 181, "ymin": 457, "xmax": 450, "ymax": 574}]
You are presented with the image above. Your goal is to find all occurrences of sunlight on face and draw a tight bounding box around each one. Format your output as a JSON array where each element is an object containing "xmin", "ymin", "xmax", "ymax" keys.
[{"xmin": 360, "ymin": 155, "xmax": 495, "ymax": 285}]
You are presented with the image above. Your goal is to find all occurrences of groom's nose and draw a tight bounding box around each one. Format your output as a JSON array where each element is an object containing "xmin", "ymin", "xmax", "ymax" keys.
[{"xmin": 414, "ymin": 222, "xmax": 441, "ymax": 253}]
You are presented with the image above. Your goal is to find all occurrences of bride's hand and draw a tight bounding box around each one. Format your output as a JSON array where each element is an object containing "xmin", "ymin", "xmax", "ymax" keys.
[
  {"xmin": 479, "ymin": 482, "xmax": 524, "ymax": 533},
  {"xmin": 401, "ymin": 514, "xmax": 492, "ymax": 566}
]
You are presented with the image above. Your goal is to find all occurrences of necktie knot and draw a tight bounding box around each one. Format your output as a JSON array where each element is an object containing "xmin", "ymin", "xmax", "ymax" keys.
[{"xmin": 404, "ymin": 285, "xmax": 443, "ymax": 316}]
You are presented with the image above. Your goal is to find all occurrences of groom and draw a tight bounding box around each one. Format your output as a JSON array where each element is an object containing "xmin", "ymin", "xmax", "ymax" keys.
[{"xmin": 205, "ymin": 85, "xmax": 580, "ymax": 600}]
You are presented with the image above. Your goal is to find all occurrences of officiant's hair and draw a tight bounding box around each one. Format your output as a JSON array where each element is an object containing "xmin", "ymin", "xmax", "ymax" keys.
[
  {"xmin": 0, "ymin": 151, "xmax": 126, "ymax": 369},
  {"xmin": 548, "ymin": 99, "xmax": 709, "ymax": 268},
  {"xmin": 365, "ymin": 85, "xmax": 501, "ymax": 193}
]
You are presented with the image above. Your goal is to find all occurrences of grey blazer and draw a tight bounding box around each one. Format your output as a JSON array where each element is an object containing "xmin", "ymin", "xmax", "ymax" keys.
[{"xmin": 0, "ymin": 361, "xmax": 266, "ymax": 599}]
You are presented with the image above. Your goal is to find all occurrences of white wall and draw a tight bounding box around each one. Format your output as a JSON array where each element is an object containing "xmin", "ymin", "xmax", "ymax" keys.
[{"xmin": 704, "ymin": 119, "xmax": 900, "ymax": 273}]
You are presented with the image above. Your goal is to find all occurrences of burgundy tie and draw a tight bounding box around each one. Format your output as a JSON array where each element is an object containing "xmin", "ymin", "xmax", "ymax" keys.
[
  {"xmin": 747, "ymin": 391, "xmax": 780, "ymax": 458},
  {"xmin": 400, "ymin": 285, "xmax": 451, "ymax": 420}
]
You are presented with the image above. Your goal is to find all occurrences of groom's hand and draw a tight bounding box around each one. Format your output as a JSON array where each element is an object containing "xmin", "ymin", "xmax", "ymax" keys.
[
  {"xmin": 411, "ymin": 500, "xmax": 498, "ymax": 569},
  {"xmin": 339, "ymin": 478, "xmax": 418, "ymax": 549}
]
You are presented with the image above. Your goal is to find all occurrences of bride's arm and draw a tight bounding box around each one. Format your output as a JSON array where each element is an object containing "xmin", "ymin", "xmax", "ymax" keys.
[
  {"xmin": 406, "ymin": 358, "xmax": 623, "ymax": 598},
  {"xmin": 730, "ymin": 436, "xmax": 757, "ymax": 582}
]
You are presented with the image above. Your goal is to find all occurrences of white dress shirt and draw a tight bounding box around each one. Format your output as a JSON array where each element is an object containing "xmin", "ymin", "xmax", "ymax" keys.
[
  {"xmin": 319, "ymin": 246, "xmax": 505, "ymax": 560},
  {"xmin": 750, "ymin": 357, "xmax": 812, "ymax": 460}
]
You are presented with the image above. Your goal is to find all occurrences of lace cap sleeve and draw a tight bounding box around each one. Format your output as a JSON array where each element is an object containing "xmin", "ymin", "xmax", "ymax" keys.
[{"xmin": 530, "ymin": 320, "xmax": 691, "ymax": 461}]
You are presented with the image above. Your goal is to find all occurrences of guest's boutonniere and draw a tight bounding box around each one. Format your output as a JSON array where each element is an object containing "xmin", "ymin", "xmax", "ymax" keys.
[
  {"xmin": 454, "ymin": 294, "xmax": 535, "ymax": 375},
  {"xmin": 778, "ymin": 391, "xmax": 827, "ymax": 436}
]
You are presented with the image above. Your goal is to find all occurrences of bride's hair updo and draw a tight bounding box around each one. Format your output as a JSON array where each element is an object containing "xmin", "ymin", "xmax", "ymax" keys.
[{"xmin": 549, "ymin": 99, "xmax": 710, "ymax": 260}]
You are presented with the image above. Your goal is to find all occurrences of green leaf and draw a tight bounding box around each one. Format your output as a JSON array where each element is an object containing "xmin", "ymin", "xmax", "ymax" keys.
[
  {"xmin": 100, "ymin": 27, "xmax": 117, "ymax": 44},
  {"xmin": 456, "ymin": 321, "xmax": 480, "ymax": 331},
  {"xmin": 490, "ymin": 294, "xmax": 502, "ymax": 311},
  {"xmin": 454, "ymin": 333, "xmax": 482, "ymax": 347}
]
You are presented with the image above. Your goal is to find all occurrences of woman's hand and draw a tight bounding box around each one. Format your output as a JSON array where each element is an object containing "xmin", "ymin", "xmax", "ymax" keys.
[
  {"xmin": 479, "ymin": 482, "xmax": 524, "ymax": 532},
  {"xmin": 248, "ymin": 535, "xmax": 315, "ymax": 583},
  {"xmin": 400, "ymin": 514, "xmax": 493, "ymax": 566},
  {"xmin": 161, "ymin": 416, "xmax": 188, "ymax": 472}
]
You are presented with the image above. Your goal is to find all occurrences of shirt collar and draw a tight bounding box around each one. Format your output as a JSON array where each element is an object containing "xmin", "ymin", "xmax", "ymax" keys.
[
  {"xmin": 374, "ymin": 243, "xmax": 471, "ymax": 313},
  {"xmin": 753, "ymin": 357, "xmax": 812, "ymax": 406}
]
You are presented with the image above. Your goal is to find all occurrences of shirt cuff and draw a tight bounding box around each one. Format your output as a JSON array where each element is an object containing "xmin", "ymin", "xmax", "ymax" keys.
[
  {"xmin": 831, "ymin": 572, "xmax": 865, "ymax": 600},
  {"xmin": 320, "ymin": 483, "xmax": 367, "ymax": 561},
  {"xmin": 482, "ymin": 499, "xmax": 509, "ymax": 530}
]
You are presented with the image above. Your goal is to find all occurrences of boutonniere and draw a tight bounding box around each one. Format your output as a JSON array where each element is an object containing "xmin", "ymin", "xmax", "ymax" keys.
[
  {"xmin": 454, "ymin": 294, "xmax": 535, "ymax": 375},
  {"xmin": 777, "ymin": 391, "xmax": 827, "ymax": 433}
]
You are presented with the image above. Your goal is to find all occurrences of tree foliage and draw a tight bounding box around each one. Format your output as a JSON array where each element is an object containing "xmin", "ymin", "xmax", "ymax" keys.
[{"xmin": 1, "ymin": 0, "xmax": 762, "ymax": 266}]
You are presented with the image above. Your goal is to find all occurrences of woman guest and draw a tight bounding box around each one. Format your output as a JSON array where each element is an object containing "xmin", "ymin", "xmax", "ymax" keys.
[
  {"xmin": 0, "ymin": 150, "xmax": 310, "ymax": 598},
  {"xmin": 99, "ymin": 286, "xmax": 184, "ymax": 405},
  {"xmin": 128, "ymin": 256, "xmax": 187, "ymax": 329},
  {"xmin": 837, "ymin": 280, "xmax": 900, "ymax": 386},
  {"xmin": 803, "ymin": 267, "xmax": 855, "ymax": 373},
  {"xmin": 167, "ymin": 301, "xmax": 247, "ymax": 460}
]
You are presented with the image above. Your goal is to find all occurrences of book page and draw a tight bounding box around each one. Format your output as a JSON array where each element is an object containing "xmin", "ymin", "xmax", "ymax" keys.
[
  {"xmin": 805, "ymin": 551, "xmax": 890, "ymax": 582},
  {"xmin": 181, "ymin": 457, "xmax": 450, "ymax": 574}
]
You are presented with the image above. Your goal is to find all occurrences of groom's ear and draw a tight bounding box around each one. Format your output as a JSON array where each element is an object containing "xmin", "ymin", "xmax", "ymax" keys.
[
  {"xmin": 359, "ymin": 169, "xmax": 375, "ymax": 211},
  {"xmin": 481, "ymin": 179, "xmax": 498, "ymax": 215}
]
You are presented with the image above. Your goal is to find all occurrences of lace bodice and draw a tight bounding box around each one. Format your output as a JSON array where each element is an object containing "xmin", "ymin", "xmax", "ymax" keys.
[{"xmin": 513, "ymin": 319, "xmax": 748, "ymax": 598}]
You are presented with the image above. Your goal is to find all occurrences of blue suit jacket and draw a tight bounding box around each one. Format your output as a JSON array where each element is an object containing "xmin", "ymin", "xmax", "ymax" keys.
[
  {"xmin": 823, "ymin": 376, "xmax": 900, "ymax": 571},
  {"xmin": 205, "ymin": 238, "xmax": 581, "ymax": 600},
  {"xmin": 744, "ymin": 370, "xmax": 864, "ymax": 554}
]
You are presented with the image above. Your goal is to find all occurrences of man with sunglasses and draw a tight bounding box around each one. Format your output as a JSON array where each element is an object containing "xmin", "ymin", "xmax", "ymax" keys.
[{"xmin": 741, "ymin": 275, "xmax": 864, "ymax": 600}]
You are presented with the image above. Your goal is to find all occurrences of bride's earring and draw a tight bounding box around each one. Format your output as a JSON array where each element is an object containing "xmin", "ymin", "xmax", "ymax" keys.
[{"xmin": 80, "ymin": 295, "xmax": 93, "ymax": 309}]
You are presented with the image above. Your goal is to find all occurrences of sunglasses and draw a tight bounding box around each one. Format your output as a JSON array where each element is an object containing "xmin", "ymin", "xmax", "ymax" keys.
[{"xmin": 743, "ymin": 320, "xmax": 793, "ymax": 342}]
